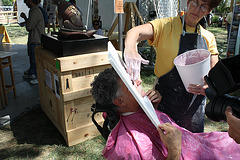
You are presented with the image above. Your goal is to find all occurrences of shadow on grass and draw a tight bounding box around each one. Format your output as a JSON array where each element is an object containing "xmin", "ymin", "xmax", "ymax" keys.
[
  {"xmin": 0, "ymin": 145, "xmax": 42, "ymax": 159},
  {"xmin": 0, "ymin": 106, "xmax": 106, "ymax": 159},
  {"xmin": 10, "ymin": 106, "xmax": 66, "ymax": 146},
  {"xmin": 0, "ymin": 106, "xmax": 66, "ymax": 159}
]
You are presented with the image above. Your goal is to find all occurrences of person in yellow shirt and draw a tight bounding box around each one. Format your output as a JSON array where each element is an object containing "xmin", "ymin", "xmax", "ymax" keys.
[{"xmin": 124, "ymin": 0, "xmax": 221, "ymax": 132}]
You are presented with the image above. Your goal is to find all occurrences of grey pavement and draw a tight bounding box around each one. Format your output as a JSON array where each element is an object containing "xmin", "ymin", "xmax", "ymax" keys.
[{"xmin": 0, "ymin": 44, "xmax": 40, "ymax": 125}]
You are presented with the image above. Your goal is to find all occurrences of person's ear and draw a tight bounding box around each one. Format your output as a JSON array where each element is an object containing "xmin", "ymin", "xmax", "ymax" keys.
[{"xmin": 113, "ymin": 97, "xmax": 126, "ymax": 107}]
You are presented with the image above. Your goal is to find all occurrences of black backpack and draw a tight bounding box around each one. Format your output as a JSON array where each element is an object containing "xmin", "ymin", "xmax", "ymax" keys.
[{"xmin": 91, "ymin": 103, "xmax": 119, "ymax": 140}]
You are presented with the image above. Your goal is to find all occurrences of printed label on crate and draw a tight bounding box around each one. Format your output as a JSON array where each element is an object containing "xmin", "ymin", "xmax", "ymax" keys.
[
  {"xmin": 44, "ymin": 68, "xmax": 53, "ymax": 90},
  {"xmin": 54, "ymin": 74, "xmax": 60, "ymax": 100}
]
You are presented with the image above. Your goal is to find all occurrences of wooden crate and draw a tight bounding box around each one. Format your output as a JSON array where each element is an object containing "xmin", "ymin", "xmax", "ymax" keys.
[{"xmin": 35, "ymin": 46, "xmax": 112, "ymax": 146}]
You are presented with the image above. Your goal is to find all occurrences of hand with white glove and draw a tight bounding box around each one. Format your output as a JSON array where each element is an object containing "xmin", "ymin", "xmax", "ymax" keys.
[
  {"xmin": 124, "ymin": 23, "xmax": 153, "ymax": 81},
  {"xmin": 124, "ymin": 47, "xmax": 149, "ymax": 81}
]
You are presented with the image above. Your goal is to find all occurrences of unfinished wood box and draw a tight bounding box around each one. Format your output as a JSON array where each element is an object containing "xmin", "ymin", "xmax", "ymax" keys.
[{"xmin": 35, "ymin": 46, "xmax": 111, "ymax": 146}]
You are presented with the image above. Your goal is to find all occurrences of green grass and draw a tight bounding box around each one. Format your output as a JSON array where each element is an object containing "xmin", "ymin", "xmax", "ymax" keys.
[
  {"xmin": 5, "ymin": 24, "xmax": 28, "ymax": 44},
  {"xmin": 5, "ymin": 24, "xmax": 51, "ymax": 44},
  {"xmin": 48, "ymin": 136, "xmax": 106, "ymax": 159},
  {"xmin": 207, "ymin": 26, "xmax": 228, "ymax": 58},
  {"xmin": 0, "ymin": 106, "xmax": 106, "ymax": 159},
  {"xmin": 6, "ymin": 24, "xmax": 28, "ymax": 38},
  {"xmin": 141, "ymin": 69, "xmax": 156, "ymax": 91}
]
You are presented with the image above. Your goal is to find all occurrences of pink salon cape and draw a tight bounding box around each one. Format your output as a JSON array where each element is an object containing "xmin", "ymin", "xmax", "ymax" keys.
[{"xmin": 103, "ymin": 109, "xmax": 240, "ymax": 160}]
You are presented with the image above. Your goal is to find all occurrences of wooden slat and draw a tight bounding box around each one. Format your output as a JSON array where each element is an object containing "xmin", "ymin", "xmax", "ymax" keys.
[
  {"xmin": 66, "ymin": 121, "xmax": 103, "ymax": 146},
  {"xmin": 57, "ymin": 51, "xmax": 110, "ymax": 72},
  {"xmin": 132, "ymin": 2, "xmax": 144, "ymax": 24},
  {"xmin": 107, "ymin": 16, "xmax": 118, "ymax": 37},
  {"xmin": 62, "ymin": 87, "xmax": 92, "ymax": 102},
  {"xmin": 124, "ymin": 3, "xmax": 130, "ymax": 34},
  {"xmin": 129, "ymin": 3, "xmax": 135, "ymax": 28}
]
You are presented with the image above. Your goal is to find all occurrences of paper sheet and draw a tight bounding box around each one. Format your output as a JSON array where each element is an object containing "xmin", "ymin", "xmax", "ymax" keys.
[{"xmin": 108, "ymin": 42, "xmax": 160, "ymax": 128}]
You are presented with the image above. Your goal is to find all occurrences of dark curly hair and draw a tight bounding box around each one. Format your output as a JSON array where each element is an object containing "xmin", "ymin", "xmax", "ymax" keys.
[{"xmin": 91, "ymin": 68, "xmax": 121, "ymax": 106}]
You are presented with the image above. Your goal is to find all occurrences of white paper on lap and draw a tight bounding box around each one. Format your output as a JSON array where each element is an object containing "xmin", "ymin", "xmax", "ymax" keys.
[{"xmin": 108, "ymin": 42, "xmax": 161, "ymax": 128}]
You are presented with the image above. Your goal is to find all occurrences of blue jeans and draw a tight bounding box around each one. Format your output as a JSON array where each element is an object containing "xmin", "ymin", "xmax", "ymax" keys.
[
  {"xmin": 227, "ymin": 23, "xmax": 231, "ymax": 41},
  {"xmin": 29, "ymin": 43, "xmax": 40, "ymax": 78}
]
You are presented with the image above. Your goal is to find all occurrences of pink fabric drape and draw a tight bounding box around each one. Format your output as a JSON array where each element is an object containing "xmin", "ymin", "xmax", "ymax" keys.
[{"xmin": 103, "ymin": 109, "xmax": 240, "ymax": 160}]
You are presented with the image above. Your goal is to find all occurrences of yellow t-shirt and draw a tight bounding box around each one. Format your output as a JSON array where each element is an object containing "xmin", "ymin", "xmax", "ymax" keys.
[{"xmin": 147, "ymin": 17, "xmax": 218, "ymax": 78}]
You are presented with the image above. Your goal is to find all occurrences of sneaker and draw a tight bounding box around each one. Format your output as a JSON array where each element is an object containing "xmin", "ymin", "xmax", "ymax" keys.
[
  {"xmin": 23, "ymin": 74, "xmax": 36, "ymax": 80},
  {"xmin": 30, "ymin": 79, "xmax": 38, "ymax": 85},
  {"xmin": 0, "ymin": 115, "xmax": 10, "ymax": 128}
]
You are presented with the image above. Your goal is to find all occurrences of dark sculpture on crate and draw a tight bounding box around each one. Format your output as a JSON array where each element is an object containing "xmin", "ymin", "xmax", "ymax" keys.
[
  {"xmin": 51, "ymin": 0, "xmax": 96, "ymax": 40},
  {"xmin": 52, "ymin": 0, "xmax": 83, "ymax": 30}
]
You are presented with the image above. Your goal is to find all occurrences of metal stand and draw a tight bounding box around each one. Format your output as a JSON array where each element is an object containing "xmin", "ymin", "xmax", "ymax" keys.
[{"xmin": 107, "ymin": 2, "xmax": 144, "ymax": 50}]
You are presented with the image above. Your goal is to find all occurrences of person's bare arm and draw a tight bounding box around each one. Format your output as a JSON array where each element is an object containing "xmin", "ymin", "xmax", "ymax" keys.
[
  {"xmin": 125, "ymin": 23, "xmax": 154, "ymax": 52},
  {"xmin": 157, "ymin": 123, "xmax": 182, "ymax": 160},
  {"xmin": 124, "ymin": 23, "xmax": 154, "ymax": 80}
]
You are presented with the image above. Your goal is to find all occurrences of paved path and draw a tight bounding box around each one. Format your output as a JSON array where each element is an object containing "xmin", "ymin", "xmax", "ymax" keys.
[{"xmin": 0, "ymin": 44, "xmax": 40, "ymax": 126}]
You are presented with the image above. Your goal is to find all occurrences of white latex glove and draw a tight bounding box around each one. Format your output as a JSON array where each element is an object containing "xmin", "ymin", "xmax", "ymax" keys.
[{"xmin": 124, "ymin": 49, "xmax": 149, "ymax": 81}]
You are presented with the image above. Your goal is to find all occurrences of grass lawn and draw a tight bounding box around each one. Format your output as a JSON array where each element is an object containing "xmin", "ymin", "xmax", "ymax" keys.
[
  {"xmin": 0, "ymin": 24, "xmax": 229, "ymax": 159},
  {"xmin": 5, "ymin": 24, "xmax": 28, "ymax": 44},
  {"xmin": 207, "ymin": 26, "xmax": 228, "ymax": 58}
]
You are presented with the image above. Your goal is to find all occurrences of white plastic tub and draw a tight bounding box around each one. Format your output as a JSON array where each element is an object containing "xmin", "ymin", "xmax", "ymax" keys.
[{"xmin": 174, "ymin": 49, "xmax": 211, "ymax": 91}]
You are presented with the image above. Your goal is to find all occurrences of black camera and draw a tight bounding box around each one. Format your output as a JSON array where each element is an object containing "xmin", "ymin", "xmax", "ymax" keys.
[{"xmin": 204, "ymin": 55, "xmax": 240, "ymax": 121}]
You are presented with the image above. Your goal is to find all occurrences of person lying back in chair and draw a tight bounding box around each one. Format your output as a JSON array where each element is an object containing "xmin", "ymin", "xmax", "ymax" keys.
[{"xmin": 91, "ymin": 68, "xmax": 240, "ymax": 160}]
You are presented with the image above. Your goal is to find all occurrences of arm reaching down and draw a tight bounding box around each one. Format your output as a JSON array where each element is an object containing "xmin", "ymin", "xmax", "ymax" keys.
[
  {"xmin": 157, "ymin": 123, "xmax": 182, "ymax": 160},
  {"xmin": 124, "ymin": 23, "xmax": 154, "ymax": 81},
  {"xmin": 225, "ymin": 106, "xmax": 240, "ymax": 144}
]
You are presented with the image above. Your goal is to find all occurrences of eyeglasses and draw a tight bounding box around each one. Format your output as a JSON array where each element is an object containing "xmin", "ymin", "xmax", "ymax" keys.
[{"xmin": 190, "ymin": 1, "xmax": 209, "ymax": 12}]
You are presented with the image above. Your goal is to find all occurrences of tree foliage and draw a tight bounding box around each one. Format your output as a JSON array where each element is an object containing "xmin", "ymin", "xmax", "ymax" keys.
[
  {"xmin": 2, "ymin": 0, "xmax": 13, "ymax": 6},
  {"xmin": 215, "ymin": 0, "xmax": 230, "ymax": 14}
]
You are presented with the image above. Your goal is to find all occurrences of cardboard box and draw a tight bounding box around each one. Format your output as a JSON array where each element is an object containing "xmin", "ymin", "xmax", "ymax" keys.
[{"xmin": 35, "ymin": 47, "xmax": 111, "ymax": 146}]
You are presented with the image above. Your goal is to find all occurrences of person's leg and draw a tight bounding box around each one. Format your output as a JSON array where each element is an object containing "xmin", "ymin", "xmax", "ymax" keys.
[
  {"xmin": 227, "ymin": 23, "xmax": 231, "ymax": 42},
  {"xmin": 24, "ymin": 43, "xmax": 30, "ymax": 75},
  {"xmin": 29, "ymin": 44, "xmax": 40, "ymax": 84},
  {"xmin": 29, "ymin": 44, "xmax": 35, "ymax": 76},
  {"xmin": 23, "ymin": 43, "xmax": 35, "ymax": 79}
]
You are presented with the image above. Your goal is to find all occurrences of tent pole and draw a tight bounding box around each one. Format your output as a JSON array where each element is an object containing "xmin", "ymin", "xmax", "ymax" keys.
[{"xmin": 118, "ymin": 13, "xmax": 123, "ymax": 53}]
